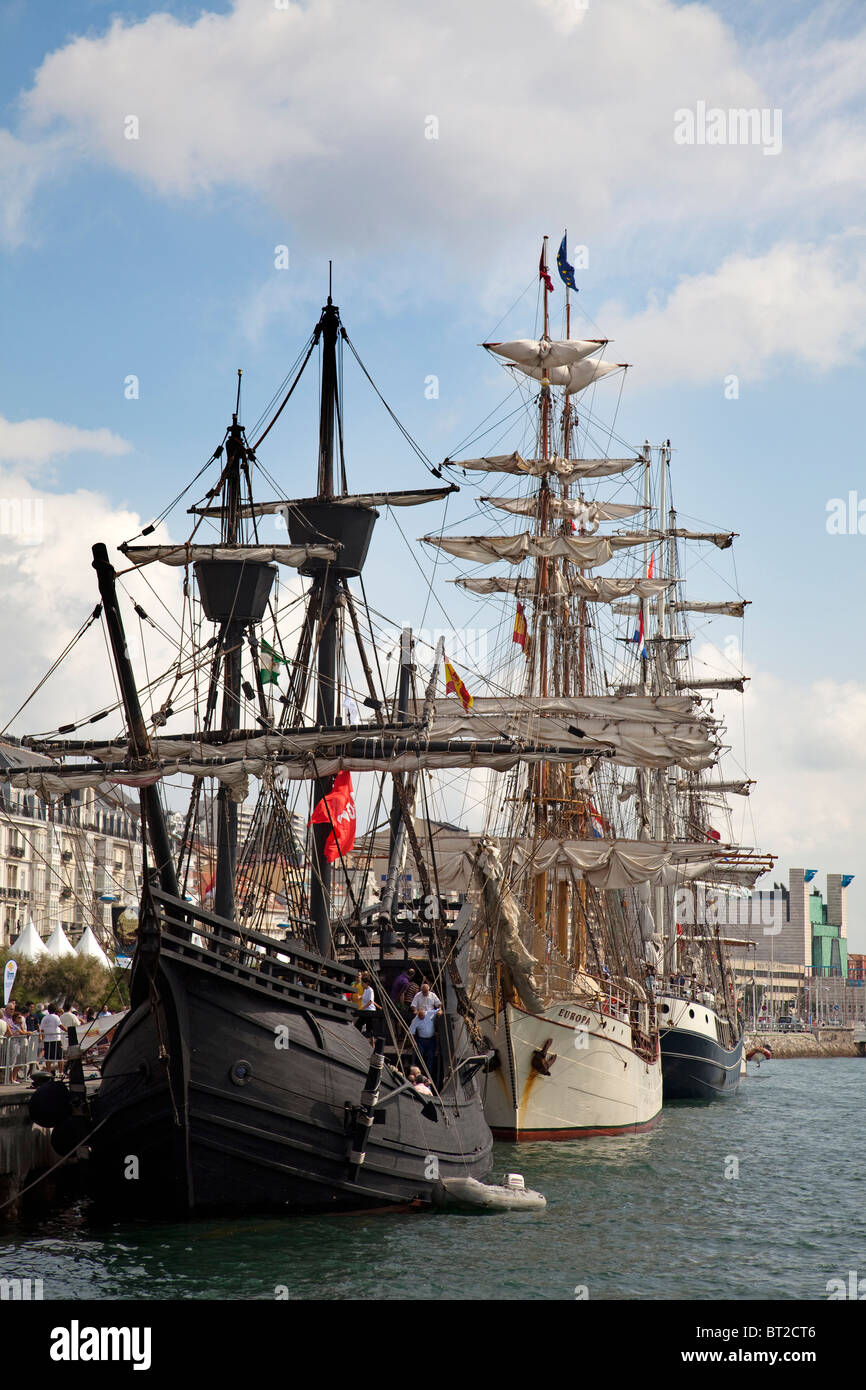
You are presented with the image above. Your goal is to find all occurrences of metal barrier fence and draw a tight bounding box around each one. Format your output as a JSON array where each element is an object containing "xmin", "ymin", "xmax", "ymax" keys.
[{"xmin": 0, "ymin": 1033, "xmax": 43, "ymax": 1085}]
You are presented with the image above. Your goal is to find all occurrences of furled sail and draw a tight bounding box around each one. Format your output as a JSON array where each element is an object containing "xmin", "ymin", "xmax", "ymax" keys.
[
  {"xmin": 444, "ymin": 452, "xmax": 640, "ymax": 480},
  {"xmin": 434, "ymin": 834, "xmax": 730, "ymax": 893},
  {"xmin": 121, "ymin": 543, "xmax": 338, "ymax": 568},
  {"xmin": 613, "ymin": 599, "xmax": 749, "ymax": 618},
  {"xmin": 423, "ymin": 530, "xmax": 659, "ymax": 568},
  {"xmin": 483, "ymin": 337, "xmax": 606, "ymax": 369},
  {"xmin": 671, "ymin": 600, "xmax": 750, "ymax": 618},
  {"xmin": 189, "ymin": 486, "xmax": 458, "ymax": 519},
  {"xmin": 480, "ymin": 495, "xmax": 646, "ymax": 524},
  {"xmin": 676, "ymin": 779, "xmax": 755, "ymax": 795},
  {"xmin": 668, "ymin": 529, "xmax": 736, "ymax": 549},
  {"xmin": 617, "ymin": 677, "xmax": 747, "ymax": 695},
  {"xmin": 474, "ymin": 838, "xmax": 545, "ymax": 1014},
  {"xmin": 455, "ymin": 573, "xmax": 673, "ymax": 601},
  {"xmin": 11, "ymin": 740, "xmax": 632, "ymax": 805}
]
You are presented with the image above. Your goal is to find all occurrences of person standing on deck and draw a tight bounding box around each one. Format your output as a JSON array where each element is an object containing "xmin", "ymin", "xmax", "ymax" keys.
[{"xmin": 410, "ymin": 982, "xmax": 441, "ymax": 1077}]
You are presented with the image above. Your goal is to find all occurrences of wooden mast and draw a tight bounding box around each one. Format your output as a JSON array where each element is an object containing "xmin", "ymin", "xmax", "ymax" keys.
[{"xmin": 533, "ymin": 237, "xmax": 552, "ymax": 963}]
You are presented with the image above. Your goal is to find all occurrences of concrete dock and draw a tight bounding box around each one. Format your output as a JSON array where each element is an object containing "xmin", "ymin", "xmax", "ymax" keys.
[{"xmin": 746, "ymin": 1026, "xmax": 864, "ymax": 1058}]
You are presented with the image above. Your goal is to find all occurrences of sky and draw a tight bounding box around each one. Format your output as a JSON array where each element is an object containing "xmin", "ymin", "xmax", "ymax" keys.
[{"xmin": 0, "ymin": 0, "xmax": 864, "ymax": 945}]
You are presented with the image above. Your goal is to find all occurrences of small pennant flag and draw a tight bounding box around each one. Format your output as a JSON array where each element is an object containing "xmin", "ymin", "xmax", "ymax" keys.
[
  {"xmin": 512, "ymin": 601, "xmax": 529, "ymax": 651},
  {"xmin": 631, "ymin": 610, "xmax": 647, "ymax": 661},
  {"xmin": 557, "ymin": 233, "xmax": 578, "ymax": 291},
  {"xmin": 444, "ymin": 658, "xmax": 474, "ymax": 710},
  {"xmin": 706, "ymin": 827, "xmax": 721, "ymax": 842},
  {"xmin": 259, "ymin": 639, "xmax": 286, "ymax": 685},
  {"xmin": 539, "ymin": 243, "xmax": 554, "ymax": 294},
  {"xmin": 311, "ymin": 769, "xmax": 357, "ymax": 863},
  {"xmin": 630, "ymin": 552, "xmax": 655, "ymax": 660}
]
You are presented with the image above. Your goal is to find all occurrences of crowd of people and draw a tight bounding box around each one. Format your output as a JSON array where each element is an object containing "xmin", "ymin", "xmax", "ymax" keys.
[
  {"xmin": 0, "ymin": 1000, "xmax": 113, "ymax": 1084},
  {"xmin": 348, "ymin": 965, "xmax": 444, "ymax": 1092}
]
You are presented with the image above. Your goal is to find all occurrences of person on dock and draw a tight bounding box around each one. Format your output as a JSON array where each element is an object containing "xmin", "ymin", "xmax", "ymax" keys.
[{"xmin": 39, "ymin": 1006, "xmax": 65, "ymax": 1075}]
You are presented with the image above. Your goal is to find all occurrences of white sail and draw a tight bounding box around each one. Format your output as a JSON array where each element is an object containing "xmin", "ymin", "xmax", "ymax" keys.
[
  {"xmin": 671, "ymin": 600, "xmax": 749, "ymax": 617},
  {"xmin": 455, "ymin": 573, "xmax": 673, "ymax": 601},
  {"xmin": 677, "ymin": 778, "xmax": 754, "ymax": 795},
  {"xmin": 445, "ymin": 452, "xmax": 640, "ymax": 480},
  {"xmin": 121, "ymin": 543, "xmax": 338, "ymax": 568},
  {"xmin": 191, "ymin": 487, "xmax": 455, "ymax": 518},
  {"xmin": 668, "ymin": 529, "xmax": 735, "ymax": 549},
  {"xmin": 484, "ymin": 337, "xmax": 606, "ymax": 368},
  {"xmin": 480, "ymin": 495, "xmax": 646, "ymax": 524},
  {"xmin": 614, "ymin": 598, "xmax": 748, "ymax": 618},
  {"xmin": 442, "ymin": 693, "xmax": 707, "ymax": 724},
  {"xmin": 423, "ymin": 530, "xmax": 658, "ymax": 567},
  {"xmin": 432, "ymin": 834, "xmax": 729, "ymax": 893},
  {"xmin": 509, "ymin": 358, "xmax": 626, "ymax": 394}
]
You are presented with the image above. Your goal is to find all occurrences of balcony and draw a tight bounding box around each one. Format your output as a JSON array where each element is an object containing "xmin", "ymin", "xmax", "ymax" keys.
[{"xmin": 8, "ymin": 845, "xmax": 25, "ymax": 858}]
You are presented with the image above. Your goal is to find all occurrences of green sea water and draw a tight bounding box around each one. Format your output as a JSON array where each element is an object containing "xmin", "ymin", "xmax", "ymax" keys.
[{"xmin": 2, "ymin": 1058, "xmax": 863, "ymax": 1301}]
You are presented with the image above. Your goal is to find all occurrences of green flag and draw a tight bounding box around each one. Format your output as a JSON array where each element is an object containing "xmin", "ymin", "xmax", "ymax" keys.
[{"xmin": 259, "ymin": 639, "xmax": 286, "ymax": 685}]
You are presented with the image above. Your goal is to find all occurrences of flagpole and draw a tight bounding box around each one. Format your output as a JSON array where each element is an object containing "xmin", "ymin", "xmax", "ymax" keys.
[{"xmin": 565, "ymin": 229, "xmax": 571, "ymax": 339}]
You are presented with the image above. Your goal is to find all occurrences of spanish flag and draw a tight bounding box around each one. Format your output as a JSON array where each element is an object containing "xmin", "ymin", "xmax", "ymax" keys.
[
  {"xmin": 512, "ymin": 601, "xmax": 529, "ymax": 651},
  {"xmin": 444, "ymin": 658, "xmax": 474, "ymax": 711}
]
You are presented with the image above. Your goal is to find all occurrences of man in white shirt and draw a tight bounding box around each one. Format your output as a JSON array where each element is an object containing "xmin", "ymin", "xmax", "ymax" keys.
[
  {"xmin": 410, "ymin": 982, "xmax": 441, "ymax": 1014},
  {"xmin": 410, "ymin": 982, "xmax": 441, "ymax": 1074},
  {"xmin": 39, "ymin": 1007, "xmax": 65, "ymax": 1073}
]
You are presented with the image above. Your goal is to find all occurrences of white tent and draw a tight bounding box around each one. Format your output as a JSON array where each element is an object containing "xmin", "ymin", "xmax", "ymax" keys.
[
  {"xmin": 43, "ymin": 923, "xmax": 76, "ymax": 958},
  {"xmin": 9, "ymin": 918, "xmax": 46, "ymax": 961},
  {"xmin": 75, "ymin": 925, "xmax": 112, "ymax": 970}
]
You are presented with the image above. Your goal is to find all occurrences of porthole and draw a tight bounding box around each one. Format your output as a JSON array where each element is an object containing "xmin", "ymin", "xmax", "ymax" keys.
[
  {"xmin": 705, "ymin": 1014, "xmax": 709, "ymax": 1023},
  {"xmin": 660, "ymin": 1003, "xmax": 670, "ymax": 1013},
  {"xmin": 230, "ymin": 1059, "xmax": 253, "ymax": 1086},
  {"xmin": 688, "ymin": 1008, "xmax": 695, "ymax": 1018}
]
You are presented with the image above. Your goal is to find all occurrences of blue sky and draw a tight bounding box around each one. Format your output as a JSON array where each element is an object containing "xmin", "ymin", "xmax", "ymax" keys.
[{"xmin": 0, "ymin": 0, "xmax": 864, "ymax": 943}]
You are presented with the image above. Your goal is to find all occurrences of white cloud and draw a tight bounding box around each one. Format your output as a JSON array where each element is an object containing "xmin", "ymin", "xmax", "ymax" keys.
[
  {"xmin": 9, "ymin": 0, "xmax": 865, "ymax": 275},
  {"xmin": 0, "ymin": 469, "xmax": 179, "ymax": 740},
  {"xmin": 0, "ymin": 129, "xmax": 68, "ymax": 249},
  {"xmin": 0, "ymin": 414, "xmax": 132, "ymax": 467},
  {"xmin": 693, "ymin": 642, "xmax": 866, "ymax": 946},
  {"xmin": 599, "ymin": 236, "xmax": 866, "ymax": 385}
]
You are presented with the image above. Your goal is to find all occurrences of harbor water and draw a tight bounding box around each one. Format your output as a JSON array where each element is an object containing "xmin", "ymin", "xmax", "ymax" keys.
[{"xmin": 2, "ymin": 1058, "xmax": 863, "ymax": 1301}]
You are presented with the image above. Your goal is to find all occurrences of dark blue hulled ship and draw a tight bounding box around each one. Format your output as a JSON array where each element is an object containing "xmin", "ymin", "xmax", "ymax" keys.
[{"xmin": 657, "ymin": 983, "xmax": 744, "ymax": 1100}]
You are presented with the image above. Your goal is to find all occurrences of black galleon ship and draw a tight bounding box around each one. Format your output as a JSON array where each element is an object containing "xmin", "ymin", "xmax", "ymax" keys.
[{"xmin": 11, "ymin": 286, "xmax": 505, "ymax": 1215}]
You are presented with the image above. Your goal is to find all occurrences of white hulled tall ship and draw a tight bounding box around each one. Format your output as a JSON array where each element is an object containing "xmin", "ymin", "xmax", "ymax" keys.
[{"xmin": 419, "ymin": 236, "xmax": 772, "ymax": 1134}]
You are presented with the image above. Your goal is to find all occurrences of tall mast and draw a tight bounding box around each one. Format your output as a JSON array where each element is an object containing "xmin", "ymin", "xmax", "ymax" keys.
[
  {"xmin": 91, "ymin": 544, "xmax": 178, "ymax": 899},
  {"xmin": 309, "ymin": 292, "xmax": 341, "ymax": 955},
  {"xmin": 532, "ymin": 238, "xmax": 553, "ymax": 954},
  {"xmin": 213, "ymin": 406, "xmax": 246, "ymax": 923}
]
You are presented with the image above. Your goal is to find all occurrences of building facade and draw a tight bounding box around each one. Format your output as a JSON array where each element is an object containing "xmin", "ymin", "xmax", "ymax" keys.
[{"xmin": 0, "ymin": 742, "xmax": 142, "ymax": 950}]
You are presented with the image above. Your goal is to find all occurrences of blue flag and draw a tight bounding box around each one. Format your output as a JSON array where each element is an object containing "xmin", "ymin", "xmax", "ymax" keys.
[{"xmin": 557, "ymin": 234, "xmax": 578, "ymax": 291}]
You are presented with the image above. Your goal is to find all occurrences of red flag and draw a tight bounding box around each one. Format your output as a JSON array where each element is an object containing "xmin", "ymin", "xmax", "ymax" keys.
[
  {"xmin": 444, "ymin": 658, "xmax": 474, "ymax": 711},
  {"xmin": 706, "ymin": 828, "xmax": 721, "ymax": 842},
  {"xmin": 648, "ymin": 551, "xmax": 655, "ymax": 579},
  {"xmin": 311, "ymin": 769, "xmax": 356, "ymax": 863},
  {"xmin": 539, "ymin": 244, "xmax": 554, "ymax": 294},
  {"xmin": 512, "ymin": 601, "xmax": 529, "ymax": 650}
]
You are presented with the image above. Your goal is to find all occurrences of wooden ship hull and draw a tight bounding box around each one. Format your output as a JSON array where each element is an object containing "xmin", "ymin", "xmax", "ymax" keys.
[{"xmin": 90, "ymin": 894, "xmax": 493, "ymax": 1216}]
